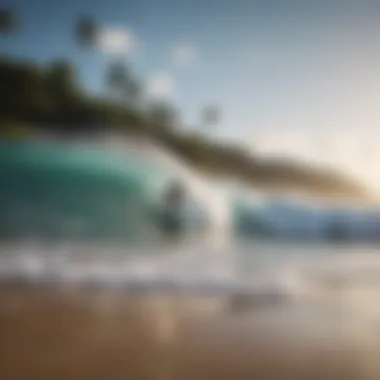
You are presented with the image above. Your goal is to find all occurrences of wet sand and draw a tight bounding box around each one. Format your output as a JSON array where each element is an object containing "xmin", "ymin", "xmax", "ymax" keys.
[{"xmin": 0, "ymin": 284, "xmax": 378, "ymax": 380}]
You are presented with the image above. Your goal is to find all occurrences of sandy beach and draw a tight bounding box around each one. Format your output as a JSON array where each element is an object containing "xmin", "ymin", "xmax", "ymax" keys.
[{"xmin": 0, "ymin": 283, "xmax": 378, "ymax": 380}]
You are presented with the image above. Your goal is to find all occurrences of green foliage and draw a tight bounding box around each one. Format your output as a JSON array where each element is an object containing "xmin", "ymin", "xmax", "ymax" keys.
[
  {"xmin": 146, "ymin": 101, "xmax": 179, "ymax": 131},
  {"xmin": 0, "ymin": 58, "xmax": 52, "ymax": 123},
  {"xmin": 45, "ymin": 60, "xmax": 79, "ymax": 112},
  {"xmin": 0, "ymin": 57, "xmax": 141, "ymax": 133}
]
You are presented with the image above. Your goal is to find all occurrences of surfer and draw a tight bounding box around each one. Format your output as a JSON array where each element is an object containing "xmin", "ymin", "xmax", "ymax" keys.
[{"xmin": 159, "ymin": 180, "xmax": 186, "ymax": 237}]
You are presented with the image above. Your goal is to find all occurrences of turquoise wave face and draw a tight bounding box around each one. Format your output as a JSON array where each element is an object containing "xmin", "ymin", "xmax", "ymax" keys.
[
  {"xmin": 0, "ymin": 140, "xmax": 217, "ymax": 245},
  {"xmin": 0, "ymin": 140, "xmax": 173, "ymax": 244}
]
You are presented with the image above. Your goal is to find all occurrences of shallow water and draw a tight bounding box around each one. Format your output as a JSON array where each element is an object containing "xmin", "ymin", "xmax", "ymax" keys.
[{"xmin": 2, "ymin": 239, "xmax": 380, "ymax": 379}]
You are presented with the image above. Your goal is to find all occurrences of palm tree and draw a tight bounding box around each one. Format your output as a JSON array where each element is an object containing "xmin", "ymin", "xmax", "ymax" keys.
[
  {"xmin": 106, "ymin": 60, "xmax": 128, "ymax": 97},
  {"xmin": 0, "ymin": 9, "xmax": 17, "ymax": 35},
  {"xmin": 201, "ymin": 105, "xmax": 220, "ymax": 137},
  {"xmin": 74, "ymin": 16, "xmax": 98, "ymax": 49},
  {"xmin": 105, "ymin": 60, "xmax": 141, "ymax": 109},
  {"xmin": 124, "ymin": 77, "xmax": 141, "ymax": 109},
  {"xmin": 202, "ymin": 105, "xmax": 219, "ymax": 126}
]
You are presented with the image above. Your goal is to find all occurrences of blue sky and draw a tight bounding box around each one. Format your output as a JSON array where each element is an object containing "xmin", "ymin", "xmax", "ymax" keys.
[{"xmin": 2, "ymin": 0, "xmax": 380, "ymax": 147}]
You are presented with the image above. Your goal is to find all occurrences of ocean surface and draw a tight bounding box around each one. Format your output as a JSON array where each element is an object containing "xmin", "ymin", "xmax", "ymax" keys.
[{"xmin": 2, "ymin": 138, "xmax": 380, "ymax": 324}]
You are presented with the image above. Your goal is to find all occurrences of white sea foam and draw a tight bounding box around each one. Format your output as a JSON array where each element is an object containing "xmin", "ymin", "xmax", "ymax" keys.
[{"xmin": 1, "ymin": 241, "xmax": 380, "ymax": 314}]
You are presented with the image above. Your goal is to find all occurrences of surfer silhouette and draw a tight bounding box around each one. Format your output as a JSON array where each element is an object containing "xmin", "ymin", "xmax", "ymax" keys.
[{"xmin": 160, "ymin": 180, "xmax": 186, "ymax": 237}]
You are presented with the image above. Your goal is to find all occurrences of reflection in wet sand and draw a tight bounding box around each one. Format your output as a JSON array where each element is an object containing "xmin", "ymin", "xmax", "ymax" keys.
[{"xmin": 0, "ymin": 284, "xmax": 379, "ymax": 380}]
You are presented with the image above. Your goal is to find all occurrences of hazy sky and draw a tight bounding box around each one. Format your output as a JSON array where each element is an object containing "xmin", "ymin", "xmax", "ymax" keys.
[{"xmin": 3, "ymin": 0, "xmax": 380, "ymax": 164}]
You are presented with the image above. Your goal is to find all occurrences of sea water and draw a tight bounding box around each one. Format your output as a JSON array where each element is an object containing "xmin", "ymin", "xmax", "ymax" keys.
[{"xmin": 1, "ymin": 139, "xmax": 380, "ymax": 326}]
